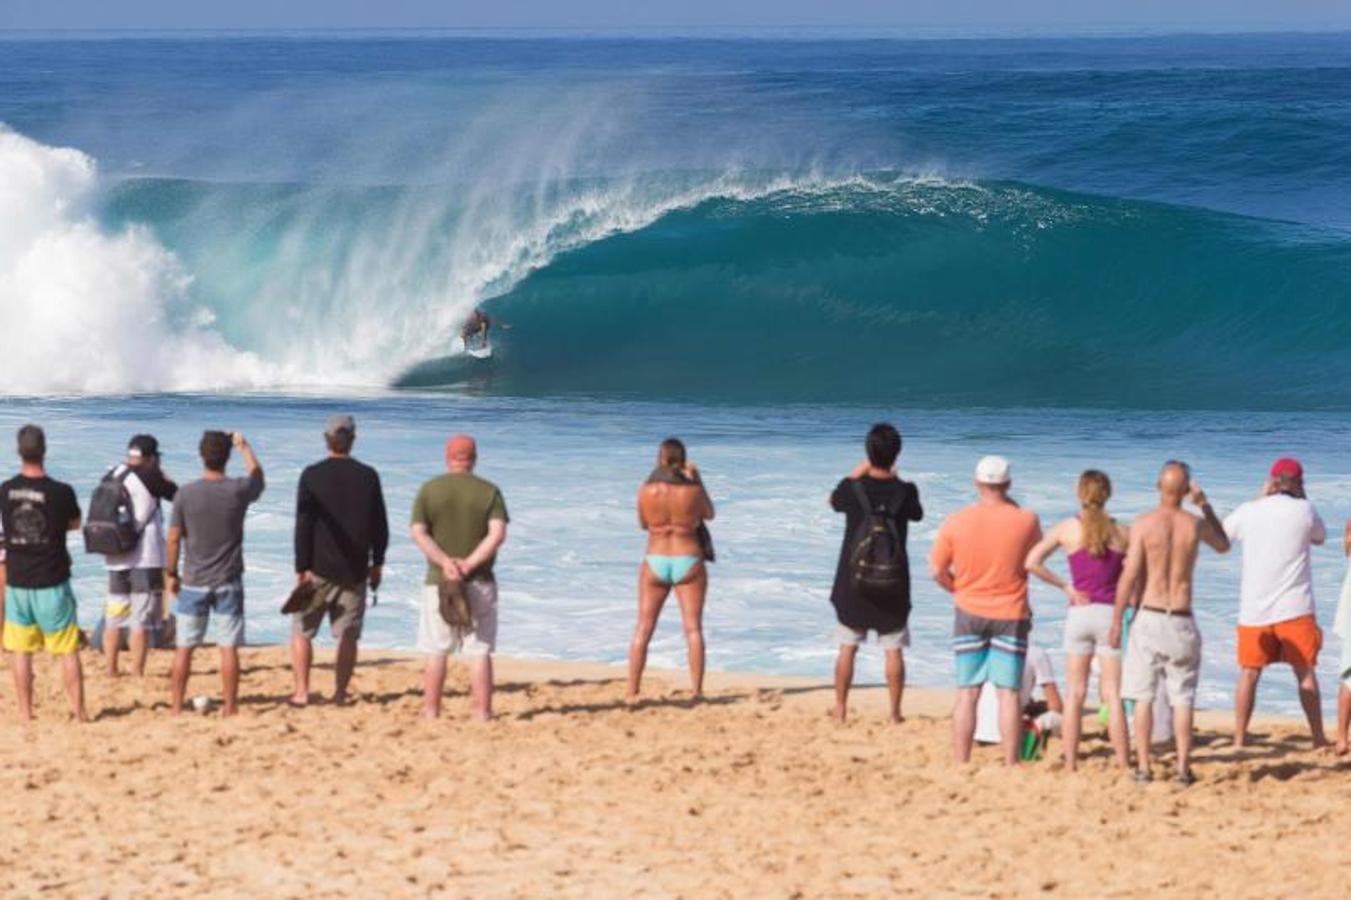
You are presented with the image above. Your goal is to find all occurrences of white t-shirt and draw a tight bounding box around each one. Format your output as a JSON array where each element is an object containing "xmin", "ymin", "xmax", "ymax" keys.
[
  {"xmin": 105, "ymin": 466, "xmax": 169, "ymax": 572},
  {"xmin": 1223, "ymin": 494, "xmax": 1326, "ymax": 626},
  {"xmin": 974, "ymin": 646, "xmax": 1055, "ymax": 744}
]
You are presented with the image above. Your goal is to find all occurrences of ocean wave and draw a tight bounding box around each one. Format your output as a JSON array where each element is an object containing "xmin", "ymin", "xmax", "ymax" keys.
[{"xmin": 5, "ymin": 124, "xmax": 1350, "ymax": 407}]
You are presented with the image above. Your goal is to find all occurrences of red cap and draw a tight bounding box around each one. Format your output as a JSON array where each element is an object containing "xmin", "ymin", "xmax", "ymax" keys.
[{"xmin": 1270, "ymin": 457, "xmax": 1303, "ymax": 480}]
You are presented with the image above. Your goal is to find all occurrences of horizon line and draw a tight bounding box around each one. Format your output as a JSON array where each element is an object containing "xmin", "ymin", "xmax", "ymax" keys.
[{"xmin": 2, "ymin": 24, "xmax": 1351, "ymax": 41}]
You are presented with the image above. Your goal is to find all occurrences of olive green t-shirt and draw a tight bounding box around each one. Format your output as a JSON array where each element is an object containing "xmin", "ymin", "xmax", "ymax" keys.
[{"xmin": 410, "ymin": 473, "xmax": 509, "ymax": 584}]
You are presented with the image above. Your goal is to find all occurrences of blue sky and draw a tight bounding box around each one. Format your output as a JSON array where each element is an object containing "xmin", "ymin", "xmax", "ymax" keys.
[{"xmin": 2, "ymin": 1, "xmax": 1349, "ymax": 33}]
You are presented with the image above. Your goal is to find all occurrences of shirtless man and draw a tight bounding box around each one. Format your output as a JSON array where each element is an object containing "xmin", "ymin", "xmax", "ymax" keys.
[
  {"xmin": 629, "ymin": 438, "xmax": 714, "ymax": 700},
  {"xmin": 1109, "ymin": 461, "xmax": 1230, "ymax": 785}
]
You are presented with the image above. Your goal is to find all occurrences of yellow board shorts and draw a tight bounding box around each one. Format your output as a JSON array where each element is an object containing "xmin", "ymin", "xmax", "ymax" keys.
[{"xmin": 3, "ymin": 581, "xmax": 81, "ymax": 655}]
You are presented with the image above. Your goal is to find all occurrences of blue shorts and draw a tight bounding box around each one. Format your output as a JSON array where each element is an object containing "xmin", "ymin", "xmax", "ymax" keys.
[
  {"xmin": 953, "ymin": 608, "xmax": 1030, "ymax": 691},
  {"xmin": 174, "ymin": 580, "xmax": 246, "ymax": 648}
]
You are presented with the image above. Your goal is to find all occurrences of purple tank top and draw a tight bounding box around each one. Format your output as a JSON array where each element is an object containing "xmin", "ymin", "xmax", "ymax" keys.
[{"xmin": 1067, "ymin": 547, "xmax": 1125, "ymax": 605}]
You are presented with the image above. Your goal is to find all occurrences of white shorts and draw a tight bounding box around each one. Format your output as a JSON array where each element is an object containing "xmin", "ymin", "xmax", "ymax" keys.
[
  {"xmin": 1122, "ymin": 609, "xmax": 1201, "ymax": 708},
  {"xmin": 417, "ymin": 581, "xmax": 498, "ymax": 658},
  {"xmin": 1063, "ymin": 604, "xmax": 1119, "ymax": 658},
  {"xmin": 836, "ymin": 624, "xmax": 909, "ymax": 650}
]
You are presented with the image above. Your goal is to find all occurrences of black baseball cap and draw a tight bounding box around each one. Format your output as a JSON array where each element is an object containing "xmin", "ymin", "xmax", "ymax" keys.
[{"xmin": 127, "ymin": 434, "xmax": 160, "ymax": 460}]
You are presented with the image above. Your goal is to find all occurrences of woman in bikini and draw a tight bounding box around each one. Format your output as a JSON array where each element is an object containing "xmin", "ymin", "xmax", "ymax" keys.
[
  {"xmin": 1025, "ymin": 470, "xmax": 1131, "ymax": 771},
  {"xmin": 629, "ymin": 438, "xmax": 714, "ymax": 701}
]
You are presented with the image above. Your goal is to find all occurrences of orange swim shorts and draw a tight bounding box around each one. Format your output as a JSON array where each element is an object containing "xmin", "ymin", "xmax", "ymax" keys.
[{"xmin": 1236, "ymin": 614, "xmax": 1322, "ymax": 670}]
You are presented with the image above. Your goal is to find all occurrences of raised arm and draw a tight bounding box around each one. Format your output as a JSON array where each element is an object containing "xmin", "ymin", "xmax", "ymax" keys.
[
  {"xmin": 684, "ymin": 463, "xmax": 714, "ymax": 521},
  {"xmin": 233, "ymin": 432, "xmax": 264, "ymax": 490},
  {"xmin": 1190, "ymin": 484, "xmax": 1230, "ymax": 553}
]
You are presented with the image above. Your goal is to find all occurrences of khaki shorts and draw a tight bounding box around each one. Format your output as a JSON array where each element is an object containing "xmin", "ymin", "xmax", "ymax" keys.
[
  {"xmin": 417, "ymin": 580, "xmax": 497, "ymax": 658},
  {"xmin": 1063, "ymin": 603, "xmax": 1119, "ymax": 658},
  {"xmin": 292, "ymin": 577, "xmax": 366, "ymax": 641},
  {"xmin": 1122, "ymin": 609, "xmax": 1201, "ymax": 708},
  {"xmin": 836, "ymin": 623, "xmax": 909, "ymax": 650}
]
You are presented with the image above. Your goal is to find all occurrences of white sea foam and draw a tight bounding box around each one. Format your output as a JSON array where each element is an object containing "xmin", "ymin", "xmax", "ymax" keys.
[
  {"xmin": 0, "ymin": 126, "xmax": 274, "ymax": 394},
  {"xmin": 1, "ymin": 123, "xmax": 981, "ymax": 396}
]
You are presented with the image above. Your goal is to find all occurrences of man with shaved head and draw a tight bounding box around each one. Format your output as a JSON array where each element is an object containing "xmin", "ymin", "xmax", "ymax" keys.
[
  {"xmin": 410, "ymin": 435, "xmax": 509, "ymax": 721},
  {"xmin": 1110, "ymin": 461, "xmax": 1230, "ymax": 785}
]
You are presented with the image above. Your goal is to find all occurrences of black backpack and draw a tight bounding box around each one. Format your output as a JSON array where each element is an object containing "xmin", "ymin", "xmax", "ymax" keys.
[
  {"xmin": 83, "ymin": 467, "xmax": 139, "ymax": 555},
  {"xmin": 848, "ymin": 481, "xmax": 908, "ymax": 600}
]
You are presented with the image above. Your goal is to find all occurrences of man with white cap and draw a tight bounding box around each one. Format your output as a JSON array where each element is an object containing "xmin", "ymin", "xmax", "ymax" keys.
[
  {"xmin": 1222, "ymin": 457, "xmax": 1328, "ymax": 749},
  {"xmin": 291, "ymin": 414, "xmax": 389, "ymax": 705},
  {"xmin": 410, "ymin": 434, "xmax": 509, "ymax": 721},
  {"xmin": 930, "ymin": 455, "xmax": 1042, "ymax": 765}
]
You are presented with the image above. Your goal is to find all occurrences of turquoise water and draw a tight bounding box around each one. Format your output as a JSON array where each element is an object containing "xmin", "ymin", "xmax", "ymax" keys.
[{"xmin": 3, "ymin": 33, "xmax": 1351, "ymax": 715}]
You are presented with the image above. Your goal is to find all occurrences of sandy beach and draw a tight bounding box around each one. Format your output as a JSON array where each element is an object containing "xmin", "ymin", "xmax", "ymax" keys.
[{"xmin": 0, "ymin": 645, "xmax": 1346, "ymax": 898}]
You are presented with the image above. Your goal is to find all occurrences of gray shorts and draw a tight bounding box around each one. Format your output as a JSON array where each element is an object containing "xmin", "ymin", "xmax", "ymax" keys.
[
  {"xmin": 836, "ymin": 623, "xmax": 909, "ymax": 650},
  {"xmin": 292, "ymin": 577, "xmax": 366, "ymax": 641},
  {"xmin": 1122, "ymin": 608, "xmax": 1201, "ymax": 708},
  {"xmin": 105, "ymin": 568, "xmax": 165, "ymax": 630},
  {"xmin": 1063, "ymin": 603, "xmax": 1119, "ymax": 658},
  {"xmin": 417, "ymin": 580, "xmax": 498, "ymax": 658}
]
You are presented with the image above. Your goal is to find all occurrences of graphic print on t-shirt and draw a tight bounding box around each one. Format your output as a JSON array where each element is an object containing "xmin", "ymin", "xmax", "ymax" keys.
[{"xmin": 6, "ymin": 487, "xmax": 52, "ymax": 547}]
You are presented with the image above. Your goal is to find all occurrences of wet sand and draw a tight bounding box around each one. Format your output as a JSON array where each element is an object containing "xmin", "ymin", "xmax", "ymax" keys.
[{"xmin": 1, "ymin": 645, "xmax": 1347, "ymax": 897}]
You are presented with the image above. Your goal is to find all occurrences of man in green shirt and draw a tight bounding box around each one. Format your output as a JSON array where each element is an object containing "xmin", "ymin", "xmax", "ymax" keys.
[{"xmin": 411, "ymin": 434, "xmax": 508, "ymax": 721}]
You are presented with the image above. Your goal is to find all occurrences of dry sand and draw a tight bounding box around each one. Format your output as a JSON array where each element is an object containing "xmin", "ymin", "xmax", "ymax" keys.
[{"xmin": 1, "ymin": 644, "xmax": 1348, "ymax": 898}]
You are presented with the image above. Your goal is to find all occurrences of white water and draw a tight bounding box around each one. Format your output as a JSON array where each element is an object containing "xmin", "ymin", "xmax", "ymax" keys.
[{"xmin": 1, "ymin": 124, "xmax": 988, "ymax": 396}]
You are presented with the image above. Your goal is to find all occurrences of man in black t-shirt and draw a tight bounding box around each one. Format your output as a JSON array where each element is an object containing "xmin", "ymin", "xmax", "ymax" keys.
[
  {"xmin": 0, "ymin": 425, "xmax": 88, "ymax": 723},
  {"xmin": 828, "ymin": 423, "xmax": 923, "ymax": 725},
  {"xmin": 290, "ymin": 414, "xmax": 389, "ymax": 705}
]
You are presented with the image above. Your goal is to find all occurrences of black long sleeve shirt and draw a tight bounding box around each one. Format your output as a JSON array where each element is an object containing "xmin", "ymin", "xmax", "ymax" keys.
[{"xmin": 294, "ymin": 456, "xmax": 389, "ymax": 585}]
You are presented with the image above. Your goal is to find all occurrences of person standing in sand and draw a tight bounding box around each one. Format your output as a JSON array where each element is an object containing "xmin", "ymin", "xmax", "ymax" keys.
[
  {"xmin": 1222, "ymin": 458, "xmax": 1328, "ymax": 749},
  {"xmin": 166, "ymin": 431, "xmax": 265, "ymax": 717},
  {"xmin": 0, "ymin": 425, "xmax": 88, "ymax": 723},
  {"xmin": 1109, "ymin": 461, "xmax": 1229, "ymax": 785},
  {"xmin": 101, "ymin": 434, "xmax": 178, "ymax": 678},
  {"xmin": 827, "ymin": 423, "xmax": 923, "ymax": 724},
  {"xmin": 290, "ymin": 414, "xmax": 389, "ymax": 706},
  {"xmin": 629, "ymin": 438, "xmax": 715, "ymax": 701},
  {"xmin": 1337, "ymin": 519, "xmax": 1351, "ymax": 756},
  {"xmin": 1025, "ymin": 470, "xmax": 1131, "ymax": 770},
  {"xmin": 930, "ymin": 455, "xmax": 1042, "ymax": 766},
  {"xmin": 411, "ymin": 435, "xmax": 508, "ymax": 721}
]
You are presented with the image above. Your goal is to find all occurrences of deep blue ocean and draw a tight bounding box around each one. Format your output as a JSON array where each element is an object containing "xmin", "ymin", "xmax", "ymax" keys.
[{"xmin": 2, "ymin": 32, "xmax": 1350, "ymax": 714}]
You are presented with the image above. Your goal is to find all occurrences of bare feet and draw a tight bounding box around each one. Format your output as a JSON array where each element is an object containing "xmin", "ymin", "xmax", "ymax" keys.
[
  {"xmin": 889, "ymin": 713, "xmax": 905, "ymax": 725},
  {"xmin": 288, "ymin": 693, "xmax": 309, "ymax": 708},
  {"xmin": 827, "ymin": 705, "xmax": 847, "ymax": 724},
  {"xmin": 1335, "ymin": 739, "xmax": 1348, "ymax": 756}
]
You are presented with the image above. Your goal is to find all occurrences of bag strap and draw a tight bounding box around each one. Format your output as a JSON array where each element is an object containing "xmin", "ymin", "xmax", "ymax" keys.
[{"xmin": 851, "ymin": 479, "xmax": 904, "ymax": 546}]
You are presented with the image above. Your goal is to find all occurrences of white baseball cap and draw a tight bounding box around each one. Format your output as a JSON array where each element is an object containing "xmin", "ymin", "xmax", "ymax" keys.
[{"xmin": 975, "ymin": 455, "xmax": 1011, "ymax": 485}]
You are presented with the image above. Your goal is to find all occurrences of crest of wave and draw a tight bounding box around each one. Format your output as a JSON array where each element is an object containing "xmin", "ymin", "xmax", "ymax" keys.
[{"xmin": 0, "ymin": 126, "xmax": 274, "ymax": 395}]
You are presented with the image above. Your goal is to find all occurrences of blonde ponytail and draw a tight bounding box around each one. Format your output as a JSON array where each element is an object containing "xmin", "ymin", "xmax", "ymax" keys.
[{"xmin": 1078, "ymin": 470, "xmax": 1114, "ymax": 557}]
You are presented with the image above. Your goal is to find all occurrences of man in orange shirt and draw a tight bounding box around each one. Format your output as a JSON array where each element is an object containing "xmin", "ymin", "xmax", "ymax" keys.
[{"xmin": 930, "ymin": 455, "xmax": 1042, "ymax": 765}]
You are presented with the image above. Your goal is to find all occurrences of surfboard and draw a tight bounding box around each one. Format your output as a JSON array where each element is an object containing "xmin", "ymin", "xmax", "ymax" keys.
[{"xmin": 455, "ymin": 336, "xmax": 493, "ymax": 359}]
